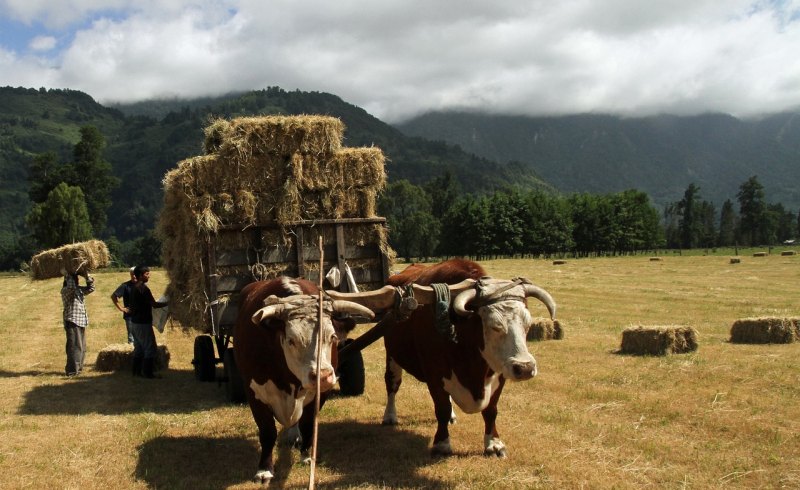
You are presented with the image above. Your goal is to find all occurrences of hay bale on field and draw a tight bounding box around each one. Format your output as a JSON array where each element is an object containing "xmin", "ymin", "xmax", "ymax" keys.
[
  {"xmin": 729, "ymin": 317, "xmax": 799, "ymax": 344},
  {"xmin": 649, "ymin": 257, "xmax": 662, "ymax": 261},
  {"xmin": 94, "ymin": 343, "xmax": 171, "ymax": 372},
  {"xmin": 527, "ymin": 318, "xmax": 564, "ymax": 341},
  {"xmin": 753, "ymin": 252, "xmax": 768, "ymax": 257},
  {"xmin": 781, "ymin": 250, "xmax": 796, "ymax": 256},
  {"xmin": 619, "ymin": 325, "xmax": 698, "ymax": 356},
  {"xmin": 730, "ymin": 257, "xmax": 741, "ymax": 264},
  {"xmin": 29, "ymin": 240, "xmax": 110, "ymax": 280},
  {"xmin": 158, "ymin": 115, "xmax": 393, "ymax": 331},
  {"xmin": 553, "ymin": 260, "xmax": 567, "ymax": 265}
]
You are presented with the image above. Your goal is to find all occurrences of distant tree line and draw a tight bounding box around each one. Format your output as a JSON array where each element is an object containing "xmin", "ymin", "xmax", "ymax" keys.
[
  {"xmin": 4, "ymin": 125, "xmax": 799, "ymax": 271},
  {"xmin": 663, "ymin": 177, "xmax": 798, "ymax": 249},
  {"xmin": 379, "ymin": 172, "xmax": 800, "ymax": 261}
]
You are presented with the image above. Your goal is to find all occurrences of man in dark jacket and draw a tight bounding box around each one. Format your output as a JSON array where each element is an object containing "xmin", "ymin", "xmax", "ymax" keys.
[
  {"xmin": 129, "ymin": 265, "xmax": 168, "ymax": 378},
  {"xmin": 110, "ymin": 267, "xmax": 137, "ymax": 344}
]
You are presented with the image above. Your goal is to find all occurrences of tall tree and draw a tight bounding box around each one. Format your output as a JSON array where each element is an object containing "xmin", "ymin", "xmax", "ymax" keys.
[
  {"xmin": 677, "ymin": 183, "xmax": 701, "ymax": 249},
  {"xmin": 28, "ymin": 151, "xmax": 67, "ymax": 203},
  {"xmin": 378, "ymin": 180, "xmax": 439, "ymax": 261},
  {"xmin": 26, "ymin": 183, "xmax": 93, "ymax": 249},
  {"xmin": 424, "ymin": 170, "xmax": 461, "ymax": 220},
  {"xmin": 523, "ymin": 191, "xmax": 573, "ymax": 256},
  {"xmin": 71, "ymin": 126, "xmax": 119, "ymax": 235},
  {"xmin": 717, "ymin": 199, "xmax": 737, "ymax": 247},
  {"xmin": 737, "ymin": 176, "xmax": 767, "ymax": 246}
]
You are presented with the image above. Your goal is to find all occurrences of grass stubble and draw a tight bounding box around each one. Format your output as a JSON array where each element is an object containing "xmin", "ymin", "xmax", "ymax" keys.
[{"xmin": 0, "ymin": 254, "xmax": 798, "ymax": 489}]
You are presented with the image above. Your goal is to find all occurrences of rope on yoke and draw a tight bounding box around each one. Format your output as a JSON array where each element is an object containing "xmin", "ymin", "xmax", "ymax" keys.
[{"xmin": 432, "ymin": 283, "xmax": 457, "ymax": 343}]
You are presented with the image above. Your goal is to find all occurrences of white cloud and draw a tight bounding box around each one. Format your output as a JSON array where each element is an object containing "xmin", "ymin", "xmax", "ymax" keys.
[
  {"xmin": 28, "ymin": 35, "xmax": 56, "ymax": 51},
  {"xmin": 0, "ymin": 0, "xmax": 799, "ymax": 122}
]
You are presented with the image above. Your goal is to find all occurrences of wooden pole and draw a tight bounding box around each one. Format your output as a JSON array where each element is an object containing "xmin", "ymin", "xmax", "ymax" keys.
[{"xmin": 309, "ymin": 235, "xmax": 324, "ymax": 490}]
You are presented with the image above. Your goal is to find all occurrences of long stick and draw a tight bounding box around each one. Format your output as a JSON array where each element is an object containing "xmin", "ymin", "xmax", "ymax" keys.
[{"xmin": 309, "ymin": 235, "xmax": 324, "ymax": 490}]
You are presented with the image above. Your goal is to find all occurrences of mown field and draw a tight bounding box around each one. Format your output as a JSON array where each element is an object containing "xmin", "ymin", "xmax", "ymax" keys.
[{"xmin": 0, "ymin": 253, "xmax": 798, "ymax": 489}]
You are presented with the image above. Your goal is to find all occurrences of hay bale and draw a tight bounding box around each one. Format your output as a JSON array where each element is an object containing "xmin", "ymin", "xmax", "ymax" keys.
[
  {"xmin": 30, "ymin": 240, "xmax": 110, "ymax": 280},
  {"xmin": 729, "ymin": 317, "xmax": 799, "ymax": 344},
  {"xmin": 94, "ymin": 343, "xmax": 171, "ymax": 372},
  {"xmin": 552, "ymin": 260, "xmax": 567, "ymax": 265},
  {"xmin": 781, "ymin": 250, "xmax": 796, "ymax": 256},
  {"xmin": 158, "ymin": 115, "xmax": 394, "ymax": 331},
  {"xmin": 619, "ymin": 325, "xmax": 698, "ymax": 356},
  {"xmin": 753, "ymin": 252, "xmax": 768, "ymax": 257},
  {"xmin": 649, "ymin": 257, "xmax": 662, "ymax": 261},
  {"xmin": 527, "ymin": 318, "xmax": 564, "ymax": 341},
  {"xmin": 730, "ymin": 257, "xmax": 741, "ymax": 264}
]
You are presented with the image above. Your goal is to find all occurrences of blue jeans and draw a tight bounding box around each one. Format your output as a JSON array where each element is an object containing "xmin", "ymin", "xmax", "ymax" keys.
[
  {"xmin": 125, "ymin": 317, "xmax": 135, "ymax": 344},
  {"xmin": 130, "ymin": 322, "xmax": 157, "ymax": 360}
]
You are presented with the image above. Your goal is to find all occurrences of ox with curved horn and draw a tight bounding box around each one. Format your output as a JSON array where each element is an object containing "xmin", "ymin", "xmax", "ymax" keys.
[{"xmin": 452, "ymin": 277, "xmax": 557, "ymax": 320}]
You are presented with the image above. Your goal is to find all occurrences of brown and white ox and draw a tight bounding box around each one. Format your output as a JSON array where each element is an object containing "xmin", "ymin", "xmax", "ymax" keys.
[
  {"xmin": 234, "ymin": 276, "xmax": 382, "ymax": 483},
  {"xmin": 380, "ymin": 258, "xmax": 556, "ymax": 457}
]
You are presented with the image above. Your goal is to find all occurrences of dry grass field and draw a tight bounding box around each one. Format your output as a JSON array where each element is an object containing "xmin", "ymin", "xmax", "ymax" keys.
[{"xmin": 1, "ymin": 254, "xmax": 798, "ymax": 489}]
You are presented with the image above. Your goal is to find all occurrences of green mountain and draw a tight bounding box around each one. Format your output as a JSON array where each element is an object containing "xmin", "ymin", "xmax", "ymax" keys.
[
  {"xmin": 0, "ymin": 86, "xmax": 551, "ymax": 267},
  {"xmin": 396, "ymin": 111, "xmax": 800, "ymax": 211}
]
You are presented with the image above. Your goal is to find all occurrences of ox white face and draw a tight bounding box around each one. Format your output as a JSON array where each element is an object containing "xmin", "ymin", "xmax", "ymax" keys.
[
  {"xmin": 477, "ymin": 291, "xmax": 537, "ymax": 381},
  {"xmin": 281, "ymin": 309, "xmax": 338, "ymax": 392}
]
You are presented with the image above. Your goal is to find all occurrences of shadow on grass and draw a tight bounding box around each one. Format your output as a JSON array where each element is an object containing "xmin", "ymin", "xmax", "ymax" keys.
[
  {"xmin": 18, "ymin": 368, "xmax": 230, "ymax": 415},
  {"xmin": 136, "ymin": 435, "xmax": 257, "ymax": 489},
  {"xmin": 135, "ymin": 421, "xmax": 445, "ymax": 489},
  {"xmin": 0, "ymin": 369, "xmax": 63, "ymax": 378}
]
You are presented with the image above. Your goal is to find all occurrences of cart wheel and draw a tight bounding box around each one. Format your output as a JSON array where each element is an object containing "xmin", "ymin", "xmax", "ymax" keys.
[
  {"xmin": 337, "ymin": 339, "xmax": 365, "ymax": 396},
  {"xmin": 193, "ymin": 335, "xmax": 216, "ymax": 382},
  {"xmin": 224, "ymin": 348, "xmax": 246, "ymax": 404}
]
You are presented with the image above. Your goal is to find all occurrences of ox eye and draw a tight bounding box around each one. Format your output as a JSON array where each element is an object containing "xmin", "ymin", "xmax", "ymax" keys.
[{"xmin": 287, "ymin": 338, "xmax": 296, "ymax": 347}]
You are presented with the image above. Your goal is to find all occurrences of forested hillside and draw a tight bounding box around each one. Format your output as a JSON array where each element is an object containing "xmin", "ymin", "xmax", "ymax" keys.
[
  {"xmin": 0, "ymin": 86, "xmax": 551, "ymax": 269},
  {"xmin": 396, "ymin": 111, "xmax": 800, "ymax": 211}
]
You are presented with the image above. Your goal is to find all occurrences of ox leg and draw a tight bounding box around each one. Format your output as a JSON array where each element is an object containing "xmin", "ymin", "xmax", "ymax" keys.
[
  {"xmin": 249, "ymin": 402, "xmax": 278, "ymax": 483},
  {"xmin": 297, "ymin": 393, "xmax": 329, "ymax": 464},
  {"xmin": 382, "ymin": 356, "xmax": 403, "ymax": 425},
  {"xmin": 481, "ymin": 377, "xmax": 507, "ymax": 458},
  {"xmin": 428, "ymin": 385, "xmax": 454, "ymax": 456}
]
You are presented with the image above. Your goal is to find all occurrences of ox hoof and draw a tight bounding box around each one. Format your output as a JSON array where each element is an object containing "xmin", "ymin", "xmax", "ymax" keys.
[
  {"xmin": 430, "ymin": 440, "xmax": 453, "ymax": 457},
  {"xmin": 484, "ymin": 447, "xmax": 507, "ymax": 458},
  {"xmin": 483, "ymin": 437, "xmax": 507, "ymax": 458},
  {"xmin": 300, "ymin": 450, "xmax": 312, "ymax": 465},
  {"xmin": 381, "ymin": 418, "xmax": 398, "ymax": 426},
  {"xmin": 254, "ymin": 469, "xmax": 273, "ymax": 483}
]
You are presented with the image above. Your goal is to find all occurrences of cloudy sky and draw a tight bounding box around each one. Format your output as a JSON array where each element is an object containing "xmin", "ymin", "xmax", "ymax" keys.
[{"xmin": 1, "ymin": 0, "xmax": 799, "ymax": 122}]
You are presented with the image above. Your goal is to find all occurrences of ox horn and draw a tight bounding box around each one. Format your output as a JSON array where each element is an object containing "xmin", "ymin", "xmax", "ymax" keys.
[
  {"xmin": 331, "ymin": 300, "xmax": 376, "ymax": 320},
  {"xmin": 523, "ymin": 283, "xmax": 557, "ymax": 320},
  {"xmin": 325, "ymin": 285, "xmax": 397, "ymax": 311},
  {"xmin": 251, "ymin": 304, "xmax": 285, "ymax": 325},
  {"xmin": 410, "ymin": 279, "xmax": 476, "ymax": 305},
  {"xmin": 452, "ymin": 288, "xmax": 477, "ymax": 317}
]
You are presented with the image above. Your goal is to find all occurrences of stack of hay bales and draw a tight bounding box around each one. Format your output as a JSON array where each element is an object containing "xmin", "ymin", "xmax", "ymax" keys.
[
  {"xmin": 158, "ymin": 115, "xmax": 393, "ymax": 330},
  {"xmin": 729, "ymin": 317, "xmax": 799, "ymax": 344},
  {"xmin": 29, "ymin": 240, "xmax": 110, "ymax": 280},
  {"xmin": 95, "ymin": 343, "xmax": 171, "ymax": 371},
  {"xmin": 527, "ymin": 318, "xmax": 564, "ymax": 341},
  {"xmin": 619, "ymin": 325, "xmax": 698, "ymax": 355}
]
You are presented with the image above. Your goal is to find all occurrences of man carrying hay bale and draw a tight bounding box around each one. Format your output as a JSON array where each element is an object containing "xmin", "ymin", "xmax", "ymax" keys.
[
  {"xmin": 129, "ymin": 265, "xmax": 168, "ymax": 378},
  {"xmin": 61, "ymin": 271, "xmax": 95, "ymax": 377}
]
